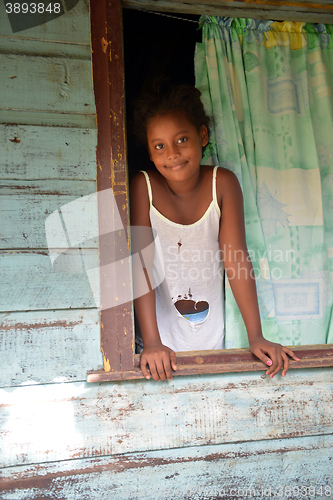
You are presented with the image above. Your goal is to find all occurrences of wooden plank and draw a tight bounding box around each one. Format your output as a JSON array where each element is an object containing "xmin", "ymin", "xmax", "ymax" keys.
[
  {"xmin": 0, "ymin": 368, "xmax": 332, "ymax": 467},
  {"xmin": 0, "ymin": 53, "xmax": 96, "ymax": 116},
  {"xmin": 0, "ymin": 309, "xmax": 102, "ymax": 388},
  {"xmin": 0, "ymin": 36, "xmax": 91, "ymax": 59},
  {"xmin": 0, "ymin": 109, "xmax": 97, "ymax": 128},
  {"xmin": 122, "ymin": 0, "xmax": 333, "ymax": 23},
  {"xmin": 0, "ymin": 0, "xmax": 91, "ymax": 43},
  {"xmin": 1, "ymin": 434, "xmax": 332, "ymax": 499},
  {"xmin": 90, "ymin": 0, "xmax": 134, "ymax": 373},
  {"xmin": 0, "ymin": 180, "xmax": 98, "ymax": 249},
  {"xmin": 87, "ymin": 344, "xmax": 333, "ymax": 381},
  {"xmin": 0, "ymin": 250, "xmax": 99, "ymax": 311},
  {"xmin": 0, "ymin": 125, "xmax": 97, "ymax": 181},
  {"xmin": 159, "ymin": 0, "xmax": 333, "ymax": 10}
]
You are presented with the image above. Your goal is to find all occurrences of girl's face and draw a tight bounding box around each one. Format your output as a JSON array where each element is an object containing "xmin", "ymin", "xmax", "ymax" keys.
[{"xmin": 146, "ymin": 111, "xmax": 208, "ymax": 182}]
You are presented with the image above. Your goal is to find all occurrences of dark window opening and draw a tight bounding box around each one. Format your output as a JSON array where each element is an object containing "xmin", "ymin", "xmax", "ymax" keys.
[{"xmin": 123, "ymin": 9, "xmax": 201, "ymax": 184}]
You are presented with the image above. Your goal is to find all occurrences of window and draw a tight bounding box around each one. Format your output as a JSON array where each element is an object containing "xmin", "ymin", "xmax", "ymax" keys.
[{"xmin": 87, "ymin": 0, "xmax": 333, "ymax": 382}]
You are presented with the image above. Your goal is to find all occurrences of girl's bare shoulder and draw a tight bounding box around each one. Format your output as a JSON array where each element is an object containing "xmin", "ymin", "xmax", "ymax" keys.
[{"xmin": 214, "ymin": 166, "xmax": 243, "ymax": 208}]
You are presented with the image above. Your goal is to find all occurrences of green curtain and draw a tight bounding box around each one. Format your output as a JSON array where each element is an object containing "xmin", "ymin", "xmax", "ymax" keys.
[{"xmin": 195, "ymin": 17, "xmax": 333, "ymax": 348}]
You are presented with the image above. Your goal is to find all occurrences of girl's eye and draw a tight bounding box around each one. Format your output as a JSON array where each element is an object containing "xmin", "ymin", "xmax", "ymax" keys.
[
  {"xmin": 177, "ymin": 137, "xmax": 187, "ymax": 144},
  {"xmin": 155, "ymin": 144, "xmax": 164, "ymax": 150}
]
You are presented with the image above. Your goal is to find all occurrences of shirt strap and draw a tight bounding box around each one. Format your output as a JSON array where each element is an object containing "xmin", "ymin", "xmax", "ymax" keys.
[
  {"xmin": 212, "ymin": 166, "xmax": 221, "ymax": 215},
  {"xmin": 140, "ymin": 170, "xmax": 153, "ymax": 206}
]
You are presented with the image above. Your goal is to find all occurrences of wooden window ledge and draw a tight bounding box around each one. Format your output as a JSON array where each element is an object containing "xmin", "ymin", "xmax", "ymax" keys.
[{"xmin": 87, "ymin": 344, "xmax": 333, "ymax": 382}]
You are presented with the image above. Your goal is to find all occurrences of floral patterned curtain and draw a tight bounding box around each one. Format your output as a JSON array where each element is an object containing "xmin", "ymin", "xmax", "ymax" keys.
[{"xmin": 195, "ymin": 17, "xmax": 333, "ymax": 347}]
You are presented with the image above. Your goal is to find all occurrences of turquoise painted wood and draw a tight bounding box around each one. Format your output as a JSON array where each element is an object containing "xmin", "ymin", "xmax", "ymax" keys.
[
  {"xmin": 1, "ymin": 368, "xmax": 332, "ymax": 467},
  {"xmin": 0, "ymin": 54, "xmax": 96, "ymax": 115},
  {"xmin": 0, "ymin": 309, "xmax": 102, "ymax": 387},
  {"xmin": 0, "ymin": 0, "xmax": 91, "ymax": 44},
  {"xmin": 0, "ymin": 125, "xmax": 97, "ymax": 180},
  {"xmin": 0, "ymin": 108, "xmax": 97, "ymax": 128},
  {"xmin": 0, "ymin": 180, "xmax": 98, "ymax": 248},
  {"xmin": 1, "ymin": 435, "xmax": 332, "ymax": 500},
  {"xmin": 0, "ymin": 250, "xmax": 99, "ymax": 311}
]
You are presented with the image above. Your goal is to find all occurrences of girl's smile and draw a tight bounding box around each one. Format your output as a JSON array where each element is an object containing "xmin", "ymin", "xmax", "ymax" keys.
[{"xmin": 147, "ymin": 111, "xmax": 208, "ymax": 183}]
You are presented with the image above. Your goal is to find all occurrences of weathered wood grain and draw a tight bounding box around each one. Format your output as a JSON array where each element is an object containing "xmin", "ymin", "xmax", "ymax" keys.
[
  {"xmin": 0, "ymin": 250, "xmax": 99, "ymax": 311},
  {"xmin": 1, "ymin": 434, "xmax": 332, "ymax": 500},
  {"xmin": 0, "ymin": 36, "xmax": 91, "ymax": 59},
  {"xmin": 1, "ymin": 368, "xmax": 332, "ymax": 467},
  {"xmin": 122, "ymin": 0, "xmax": 333, "ymax": 23},
  {"xmin": 0, "ymin": 0, "xmax": 91, "ymax": 43},
  {"xmin": 0, "ymin": 108, "xmax": 97, "ymax": 128},
  {"xmin": 87, "ymin": 345, "xmax": 333, "ymax": 381},
  {"xmin": 0, "ymin": 180, "xmax": 98, "ymax": 249},
  {"xmin": 0, "ymin": 53, "xmax": 95, "ymax": 115},
  {"xmin": 90, "ymin": 0, "xmax": 134, "ymax": 373},
  {"xmin": 0, "ymin": 125, "xmax": 97, "ymax": 181},
  {"xmin": 0, "ymin": 309, "xmax": 102, "ymax": 388}
]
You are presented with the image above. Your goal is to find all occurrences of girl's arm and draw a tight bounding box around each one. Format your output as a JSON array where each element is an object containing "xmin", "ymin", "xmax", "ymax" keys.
[
  {"xmin": 130, "ymin": 173, "xmax": 177, "ymax": 381},
  {"xmin": 217, "ymin": 168, "xmax": 299, "ymax": 377}
]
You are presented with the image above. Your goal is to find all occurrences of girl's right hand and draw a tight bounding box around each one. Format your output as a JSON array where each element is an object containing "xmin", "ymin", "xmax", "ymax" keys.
[{"xmin": 140, "ymin": 343, "xmax": 177, "ymax": 381}]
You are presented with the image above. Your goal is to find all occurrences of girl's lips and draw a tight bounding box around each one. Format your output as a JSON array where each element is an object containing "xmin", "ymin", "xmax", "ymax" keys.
[{"xmin": 167, "ymin": 161, "xmax": 187, "ymax": 170}]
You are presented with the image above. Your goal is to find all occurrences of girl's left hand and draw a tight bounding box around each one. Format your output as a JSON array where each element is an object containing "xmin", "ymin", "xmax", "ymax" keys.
[{"xmin": 249, "ymin": 337, "xmax": 300, "ymax": 377}]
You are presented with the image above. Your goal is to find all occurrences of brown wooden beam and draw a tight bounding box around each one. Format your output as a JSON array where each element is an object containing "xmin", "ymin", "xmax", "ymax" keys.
[
  {"xmin": 90, "ymin": 0, "xmax": 134, "ymax": 372},
  {"xmin": 87, "ymin": 344, "xmax": 333, "ymax": 381},
  {"xmin": 122, "ymin": 0, "xmax": 333, "ymax": 23}
]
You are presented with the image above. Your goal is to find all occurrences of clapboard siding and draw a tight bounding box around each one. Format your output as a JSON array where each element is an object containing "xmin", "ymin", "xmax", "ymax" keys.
[
  {"xmin": 0, "ymin": 0, "xmax": 99, "ymax": 376},
  {"xmin": 0, "ymin": 250, "xmax": 98, "ymax": 312},
  {"xmin": 1, "ymin": 368, "xmax": 332, "ymax": 467},
  {"xmin": 0, "ymin": 109, "xmax": 97, "ymax": 128},
  {"xmin": 0, "ymin": 180, "xmax": 98, "ymax": 248},
  {"xmin": 0, "ymin": 0, "xmax": 91, "ymax": 44},
  {"xmin": 0, "ymin": 125, "xmax": 97, "ymax": 181},
  {"xmin": 0, "ymin": 309, "xmax": 102, "ymax": 387},
  {"xmin": 0, "ymin": 53, "xmax": 96, "ymax": 115},
  {"xmin": 0, "ymin": 36, "xmax": 91, "ymax": 59},
  {"xmin": 1, "ymin": 434, "xmax": 332, "ymax": 500}
]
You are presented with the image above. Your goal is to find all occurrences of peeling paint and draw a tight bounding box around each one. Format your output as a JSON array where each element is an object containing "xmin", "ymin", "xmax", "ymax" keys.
[
  {"xmin": 101, "ymin": 37, "xmax": 108, "ymax": 53},
  {"xmin": 103, "ymin": 352, "xmax": 111, "ymax": 372}
]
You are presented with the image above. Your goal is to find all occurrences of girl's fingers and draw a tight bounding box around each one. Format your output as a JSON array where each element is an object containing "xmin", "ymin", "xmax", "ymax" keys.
[
  {"xmin": 141, "ymin": 355, "xmax": 161, "ymax": 381},
  {"xmin": 253, "ymin": 348, "xmax": 278, "ymax": 376},
  {"xmin": 141, "ymin": 349, "xmax": 177, "ymax": 382},
  {"xmin": 253, "ymin": 343, "xmax": 300, "ymax": 378},
  {"xmin": 148, "ymin": 361, "xmax": 160, "ymax": 381},
  {"xmin": 252, "ymin": 349, "xmax": 274, "ymax": 368},
  {"xmin": 170, "ymin": 351, "xmax": 177, "ymax": 372},
  {"xmin": 163, "ymin": 357, "xmax": 173, "ymax": 381},
  {"xmin": 140, "ymin": 357, "xmax": 151, "ymax": 380},
  {"xmin": 262, "ymin": 349, "xmax": 281, "ymax": 377},
  {"xmin": 283, "ymin": 346, "xmax": 300, "ymax": 361},
  {"xmin": 281, "ymin": 351, "xmax": 290, "ymax": 376},
  {"xmin": 266, "ymin": 357, "xmax": 283, "ymax": 377}
]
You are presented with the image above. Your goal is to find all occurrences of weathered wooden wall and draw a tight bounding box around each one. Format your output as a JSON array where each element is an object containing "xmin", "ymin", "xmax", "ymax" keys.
[
  {"xmin": 1, "ymin": 1, "xmax": 333, "ymax": 499},
  {"xmin": 0, "ymin": 0, "xmax": 102, "ymax": 388}
]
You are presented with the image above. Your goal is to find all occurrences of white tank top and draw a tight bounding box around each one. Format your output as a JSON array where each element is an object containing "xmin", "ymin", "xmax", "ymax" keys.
[{"xmin": 142, "ymin": 166, "xmax": 225, "ymax": 352}]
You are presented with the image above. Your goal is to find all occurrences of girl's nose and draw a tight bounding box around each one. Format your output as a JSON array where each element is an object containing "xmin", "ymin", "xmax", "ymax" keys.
[{"xmin": 167, "ymin": 145, "xmax": 180, "ymax": 159}]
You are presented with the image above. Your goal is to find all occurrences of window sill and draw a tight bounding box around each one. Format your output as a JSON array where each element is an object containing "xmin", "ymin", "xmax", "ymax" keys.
[{"xmin": 87, "ymin": 344, "xmax": 333, "ymax": 382}]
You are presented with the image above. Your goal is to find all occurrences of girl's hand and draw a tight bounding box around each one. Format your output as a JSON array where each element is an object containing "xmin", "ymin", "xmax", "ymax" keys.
[
  {"xmin": 249, "ymin": 337, "xmax": 300, "ymax": 378},
  {"xmin": 140, "ymin": 343, "xmax": 177, "ymax": 381}
]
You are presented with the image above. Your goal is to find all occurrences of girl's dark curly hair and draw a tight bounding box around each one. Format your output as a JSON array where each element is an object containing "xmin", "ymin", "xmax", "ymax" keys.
[{"xmin": 132, "ymin": 79, "xmax": 211, "ymax": 151}]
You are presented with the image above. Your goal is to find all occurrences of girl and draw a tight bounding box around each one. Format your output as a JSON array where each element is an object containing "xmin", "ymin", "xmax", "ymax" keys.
[{"xmin": 130, "ymin": 82, "xmax": 299, "ymax": 381}]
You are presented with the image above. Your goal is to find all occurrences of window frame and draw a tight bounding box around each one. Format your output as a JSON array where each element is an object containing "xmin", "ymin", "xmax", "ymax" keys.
[{"xmin": 87, "ymin": 0, "xmax": 333, "ymax": 383}]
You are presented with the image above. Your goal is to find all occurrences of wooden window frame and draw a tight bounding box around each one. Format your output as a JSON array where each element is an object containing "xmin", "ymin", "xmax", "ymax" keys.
[{"xmin": 87, "ymin": 0, "xmax": 333, "ymax": 383}]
